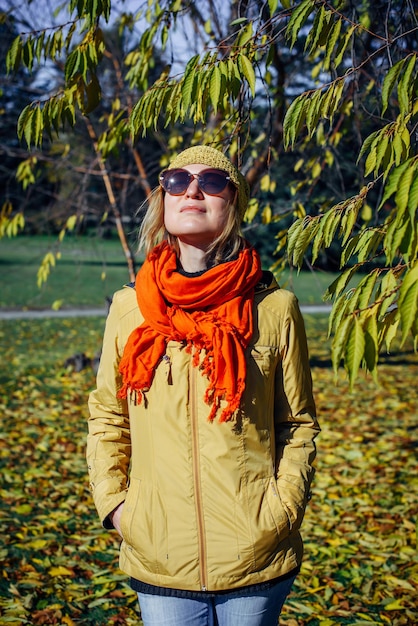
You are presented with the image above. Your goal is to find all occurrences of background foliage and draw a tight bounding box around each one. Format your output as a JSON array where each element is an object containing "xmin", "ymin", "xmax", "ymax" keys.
[
  {"xmin": 0, "ymin": 313, "xmax": 416, "ymax": 625},
  {"xmin": 1, "ymin": 0, "xmax": 417, "ymax": 380}
]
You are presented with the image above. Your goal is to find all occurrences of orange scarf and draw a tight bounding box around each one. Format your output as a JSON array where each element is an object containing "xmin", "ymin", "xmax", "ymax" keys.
[{"xmin": 118, "ymin": 241, "xmax": 263, "ymax": 422}]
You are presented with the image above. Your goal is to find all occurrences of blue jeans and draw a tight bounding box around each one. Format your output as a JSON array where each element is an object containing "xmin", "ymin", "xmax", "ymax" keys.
[{"xmin": 137, "ymin": 574, "xmax": 297, "ymax": 626}]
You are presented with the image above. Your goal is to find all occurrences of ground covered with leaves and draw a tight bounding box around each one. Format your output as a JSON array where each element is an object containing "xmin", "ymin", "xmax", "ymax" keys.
[{"xmin": 0, "ymin": 315, "xmax": 416, "ymax": 625}]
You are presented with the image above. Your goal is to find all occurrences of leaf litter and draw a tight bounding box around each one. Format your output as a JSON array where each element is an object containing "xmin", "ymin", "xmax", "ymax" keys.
[{"xmin": 0, "ymin": 315, "xmax": 416, "ymax": 625}]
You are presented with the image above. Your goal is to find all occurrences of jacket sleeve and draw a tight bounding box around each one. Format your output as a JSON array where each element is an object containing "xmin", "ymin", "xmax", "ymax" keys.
[
  {"xmin": 87, "ymin": 291, "xmax": 131, "ymax": 529},
  {"xmin": 274, "ymin": 292, "xmax": 320, "ymax": 532}
]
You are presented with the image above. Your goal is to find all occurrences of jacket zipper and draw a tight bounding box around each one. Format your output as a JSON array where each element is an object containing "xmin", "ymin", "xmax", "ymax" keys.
[{"xmin": 189, "ymin": 361, "xmax": 208, "ymax": 591}]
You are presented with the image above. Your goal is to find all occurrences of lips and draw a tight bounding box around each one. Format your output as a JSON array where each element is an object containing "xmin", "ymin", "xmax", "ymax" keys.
[{"xmin": 180, "ymin": 205, "xmax": 205, "ymax": 213}]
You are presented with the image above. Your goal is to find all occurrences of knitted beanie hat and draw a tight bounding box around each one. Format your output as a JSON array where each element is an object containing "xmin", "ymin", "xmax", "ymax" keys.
[{"xmin": 168, "ymin": 145, "xmax": 249, "ymax": 219}]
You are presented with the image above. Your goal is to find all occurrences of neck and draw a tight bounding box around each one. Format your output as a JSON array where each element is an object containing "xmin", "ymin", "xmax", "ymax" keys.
[{"xmin": 177, "ymin": 242, "xmax": 208, "ymax": 273}]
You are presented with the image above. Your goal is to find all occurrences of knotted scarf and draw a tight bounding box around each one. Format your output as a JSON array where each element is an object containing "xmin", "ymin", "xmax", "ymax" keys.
[{"xmin": 118, "ymin": 241, "xmax": 263, "ymax": 422}]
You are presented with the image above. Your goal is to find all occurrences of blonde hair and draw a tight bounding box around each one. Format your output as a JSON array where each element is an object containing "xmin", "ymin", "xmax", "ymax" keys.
[{"xmin": 138, "ymin": 186, "xmax": 245, "ymax": 265}]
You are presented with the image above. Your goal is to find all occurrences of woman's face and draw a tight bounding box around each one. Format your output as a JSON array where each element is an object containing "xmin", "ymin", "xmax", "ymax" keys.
[{"xmin": 163, "ymin": 164, "xmax": 235, "ymax": 249}]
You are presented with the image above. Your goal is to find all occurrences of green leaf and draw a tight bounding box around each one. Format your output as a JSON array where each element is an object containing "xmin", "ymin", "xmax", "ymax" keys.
[
  {"xmin": 22, "ymin": 107, "xmax": 34, "ymax": 148},
  {"xmin": 328, "ymin": 291, "xmax": 349, "ymax": 337},
  {"xmin": 364, "ymin": 145, "xmax": 377, "ymax": 178},
  {"xmin": 305, "ymin": 5, "xmax": 327, "ymax": 54},
  {"xmin": 381, "ymin": 58, "xmax": 404, "ymax": 115},
  {"xmin": 345, "ymin": 316, "xmax": 365, "ymax": 387},
  {"xmin": 235, "ymin": 22, "xmax": 253, "ymax": 48},
  {"xmin": 403, "ymin": 220, "xmax": 417, "ymax": 263},
  {"xmin": 181, "ymin": 60, "xmax": 198, "ymax": 112},
  {"xmin": 6, "ymin": 35, "xmax": 22, "ymax": 72},
  {"xmin": 322, "ymin": 206, "xmax": 341, "ymax": 247},
  {"xmin": 400, "ymin": 124, "xmax": 411, "ymax": 154},
  {"xmin": 209, "ymin": 65, "xmax": 222, "ymax": 112},
  {"xmin": 378, "ymin": 269, "xmax": 399, "ymax": 317},
  {"xmin": 65, "ymin": 49, "xmax": 80, "ymax": 82},
  {"xmin": 407, "ymin": 167, "xmax": 418, "ymax": 223},
  {"xmin": 33, "ymin": 104, "xmax": 43, "ymax": 146},
  {"xmin": 392, "ymin": 131, "xmax": 406, "ymax": 168},
  {"xmin": 398, "ymin": 54, "xmax": 416, "ymax": 116},
  {"xmin": 291, "ymin": 220, "xmax": 314, "ymax": 269},
  {"xmin": 357, "ymin": 270, "xmax": 379, "ymax": 311},
  {"xmin": 322, "ymin": 79, "xmax": 345, "ymax": 121},
  {"xmin": 334, "ymin": 24, "xmax": 357, "ymax": 68},
  {"xmin": 395, "ymin": 164, "xmax": 415, "ymax": 215},
  {"xmin": 230, "ymin": 17, "xmax": 248, "ymax": 27},
  {"xmin": 357, "ymin": 229, "xmax": 384, "ymax": 263},
  {"xmin": 379, "ymin": 308, "xmax": 400, "ymax": 353},
  {"xmin": 398, "ymin": 262, "xmax": 418, "ymax": 345},
  {"xmin": 284, "ymin": 94, "xmax": 307, "ymax": 148},
  {"xmin": 340, "ymin": 233, "xmax": 359, "ymax": 267},
  {"xmin": 238, "ymin": 54, "xmax": 256, "ymax": 97},
  {"xmin": 324, "ymin": 266, "xmax": 357, "ymax": 301},
  {"xmin": 331, "ymin": 313, "xmax": 354, "ymax": 374},
  {"xmin": 340, "ymin": 199, "xmax": 361, "ymax": 246},
  {"xmin": 305, "ymin": 89, "xmax": 323, "ymax": 137},
  {"xmin": 323, "ymin": 18, "xmax": 342, "ymax": 71},
  {"xmin": 357, "ymin": 128, "xmax": 381, "ymax": 164},
  {"xmin": 22, "ymin": 38, "xmax": 34, "ymax": 72},
  {"xmin": 363, "ymin": 312, "xmax": 378, "ymax": 381},
  {"xmin": 286, "ymin": 219, "xmax": 304, "ymax": 261},
  {"xmin": 161, "ymin": 24, "xmax": 168, "ymax": 48},
  {"xmin": 374, "ymin": 132, "xmax": 390, "ymax": 175},
  {"xmin": 35, "ymin": 31, "xmax": 46, "ymax": 63},
  {"xmin": 385, "ymin": 210, "xmax": 409, "ymax": 265},
  {"xmin": 379, "ymin": 158, "xmax": 412, "ymax": 208},
  {"xmin": 17, "ymin": 105, "xmax": 32, "ymax": 142},
  {"xmin": 310, "ymin": 216, "xmax": 327, "ymax": 264},
  {"xmin": 268, "ymin": 0, "xmax": 278, "ymax": 15},
  {"xmin": 286, "ymin": 0, "xmax": 315, "ymax": 48}
]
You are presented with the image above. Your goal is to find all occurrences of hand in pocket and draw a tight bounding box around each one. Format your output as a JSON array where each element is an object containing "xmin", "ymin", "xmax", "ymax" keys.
[{"xmin": 111, "ymin": 502, "xmax": 125, "ymax": 538}]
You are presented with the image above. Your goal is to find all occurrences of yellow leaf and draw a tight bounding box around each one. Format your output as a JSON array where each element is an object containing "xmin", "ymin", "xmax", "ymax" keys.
[
  {"xmin": 384, "ymin": 599, "xmax": 404, "ymax": 610},
  {"xmin": 361, "ymin": 203, "xmax": 373, "ymax": 222},
  {"xmin": 312, "ymin": 161, "xmax": 322, "ymax": 178},
  {"xmin": 260, "ymin": 174, "xmax": 271, "ymax": 192},
  {"xmin": 49, "ymin": 566, "xmax": 74, "ymax": 577},
  {"xmin": 52, "ymin": 299, "xmax": 63, "ymax": 311},
  {"xmin": 16, "ymin": 503, "xmax": 32, "ymax": 515},
  {"xmin": 27, "ymin": 539, "xmax": 48, "ymax": 550}
]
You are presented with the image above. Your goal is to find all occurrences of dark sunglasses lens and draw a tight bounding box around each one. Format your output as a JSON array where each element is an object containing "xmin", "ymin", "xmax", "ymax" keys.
[
  {"xmin": 160, "ymin": 170, "xmax": 192, "ymax": 195},
  {"xmin": 160, "ymin": 168, "xmax": 230, "ymax": 195},
  {"xmin": 199, "ymin": 171, "xmax": 229, "ymax": 194}
]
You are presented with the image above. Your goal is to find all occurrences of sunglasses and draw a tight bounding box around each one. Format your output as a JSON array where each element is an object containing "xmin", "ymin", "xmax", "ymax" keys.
[{"xmin": 159, "ymin": 168, "xmax": 233, "ymax": 196}]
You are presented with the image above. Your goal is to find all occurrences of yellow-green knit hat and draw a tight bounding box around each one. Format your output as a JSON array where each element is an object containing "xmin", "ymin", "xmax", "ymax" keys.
[{"xmin": 168, "ymin": 146, "xmax": 249, "ymax": 219}]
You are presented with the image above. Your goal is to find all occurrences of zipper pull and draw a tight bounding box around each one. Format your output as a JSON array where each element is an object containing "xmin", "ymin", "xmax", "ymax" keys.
[{"xmin": 162, "ymin": 354, "xmax": 172, "ymax": 384}]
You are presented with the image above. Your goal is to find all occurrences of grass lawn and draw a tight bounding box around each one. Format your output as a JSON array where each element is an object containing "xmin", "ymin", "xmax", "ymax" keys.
[
  {"xmin": 0, "ymin": 235, "xmax": 354, "ymax": 310},
  {"xmin": 0, "ymin": 234, "xmax": 137, "ymax": 310}
]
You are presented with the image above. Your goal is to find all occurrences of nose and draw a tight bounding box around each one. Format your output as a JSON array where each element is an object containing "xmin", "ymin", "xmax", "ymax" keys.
[{"xmin": 185, "ymin": 174, "xmax": 203, "ymax": 197}]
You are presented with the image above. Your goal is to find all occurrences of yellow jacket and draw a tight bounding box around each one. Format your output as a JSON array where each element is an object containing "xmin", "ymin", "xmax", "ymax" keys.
[{"xmin": 87, "ymin": 273, "xmax": 319, "ymax": 592}]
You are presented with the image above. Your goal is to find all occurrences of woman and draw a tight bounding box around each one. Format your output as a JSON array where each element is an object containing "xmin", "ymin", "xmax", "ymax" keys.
[{"xmin": 87, "ymin": 145, "xmax": 319, "ymax": 625}]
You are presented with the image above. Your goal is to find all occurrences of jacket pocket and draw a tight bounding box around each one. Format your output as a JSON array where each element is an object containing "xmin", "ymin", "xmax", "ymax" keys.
[
  {"xmin": 276, "ymin": 478, "xmax": 308, "ymax": 532},
  {"xmin": 120, "ymin": 477, "xmax": 169, "ymax": 574},
  {"xmin": 249, "ymin": 346, "xmax": 277, "ymax": 376},
  {"xmin": 266, "ymin": 477, "xmax": 292, "ymax": 540},
  {"xmin": 228, "ymin": 476, "xmax": 291, "ymax": 575},
  {"xmin": 120, "ymin": 476, "xmax": 141, "ymax": 544}
]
